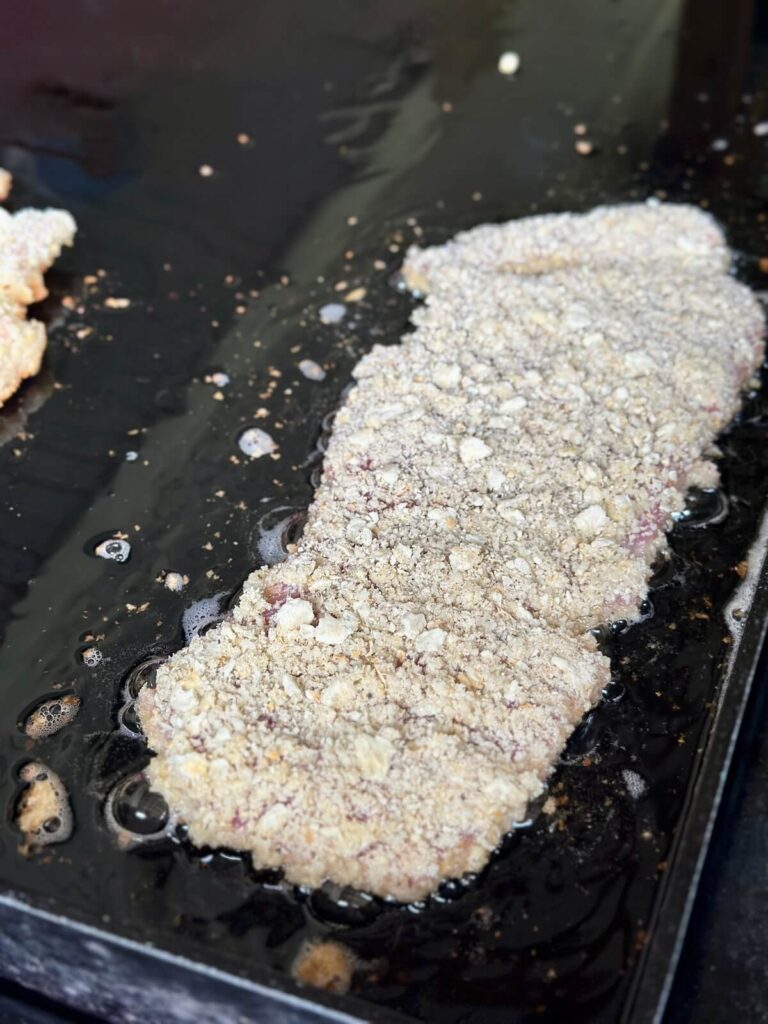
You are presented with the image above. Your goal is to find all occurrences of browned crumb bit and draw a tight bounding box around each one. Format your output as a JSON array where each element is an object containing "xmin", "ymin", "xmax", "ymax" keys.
[
  {"xmin": 16, "ymin": 762, "xmax": 73, "ymax": 854},
  {"xmin": 291, "ymin": 939, "xmax": 357, "ymax": 994},
  {"xmin": 139, "ymin": 203, "xmax": 765, "ymax": 901}
]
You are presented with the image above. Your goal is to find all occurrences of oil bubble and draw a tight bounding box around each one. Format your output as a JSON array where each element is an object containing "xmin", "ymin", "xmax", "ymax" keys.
[
  {"xmin": 388, "ymin": 271, "xmax": 408, "ymax": 293},
  {"xmin": 672, "ymin": 487, "xmax": 729, "ymax": 529},
  {"xmin": 94, "ymin": 538, "xmax": 131, "ymax": 562},
  {"xmin": 182, "ymin": 593, "xmax": 228, "ymax": 644},
  {"xmin": 308, "ymin": 882, "xmax": 382, "ymax": 927},
  {"xmin": 117, "ymin": 700, "xmax": 143, "ymax": 738},
  {"xmin": 601, "ymin": 679, "xmax": 626, "ymax": 705},
  {"xmin": 24, "ymin": 694, "xmax": 81, "ymax": 739},
  {"xmin": 561, "ymin": 711, "xmax": 601, "ymax": 762},
  {"xmin": 105, "ymin": 773, "xmax": 172, "ymax": 849},
  {"xmin": 389, "ymin": 270, "xmax": 423, "ymax": 299},
  {"xmin": 432, "ymin": 878, "xmax": 466, "ymax": 903},
  {"xmin": 256, "ymin": 507, "xmax": 306, "ymax": 567},
  {"xmin": 124, "ymin": 655, "xmax": 167, "ymax": 699},
  {"xmin": 621, "ymin": 768, "xmax": 648, "ymax": 800},
  {"xmin": 81, "ymin": 647, "xmax": 102, "ymax": 668}
]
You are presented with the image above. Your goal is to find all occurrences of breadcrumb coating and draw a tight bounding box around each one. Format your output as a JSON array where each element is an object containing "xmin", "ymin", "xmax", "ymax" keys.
[{"xmin": 139, "ymin": 203, "xmax": 765, "ymax": 900}]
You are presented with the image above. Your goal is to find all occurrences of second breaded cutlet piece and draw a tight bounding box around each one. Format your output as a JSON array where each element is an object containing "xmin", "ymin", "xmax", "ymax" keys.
[{"xmin": 0, "ymin": 196, "xmax": 77, "ymax": 407}]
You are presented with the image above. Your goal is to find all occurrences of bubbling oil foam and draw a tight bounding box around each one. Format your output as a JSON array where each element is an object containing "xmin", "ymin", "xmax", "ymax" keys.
[
  {"xmin": 118, "ymin": 656, "xmax": 170, "ymax": 738},
  {"xmin": 256, "ymin": 507, "xmax": 306, "ymax": 567},
  {"xmin": 24, "ymin": 694, "xmax": 81, "ymax": 739},
  {"xmin": 16, "ymin": 762, "xmax": 73, "ymax": 852},
  {"xmin": 94, "ymin": 538, "xmax": 131, "ymax": 562},
  {"xmin": 181, "ymin": 593, "xmax": 228, "ymax": 644}
]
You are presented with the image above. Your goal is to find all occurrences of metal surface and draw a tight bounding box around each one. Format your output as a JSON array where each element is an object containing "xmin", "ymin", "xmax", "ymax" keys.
[
  {"xmin": 1, "ymin": 1, "xmax": 768, "ymax": 1022},
  {"xmin": 665, "ymin": 620, "xmax": 768, "ymax": 1022}
]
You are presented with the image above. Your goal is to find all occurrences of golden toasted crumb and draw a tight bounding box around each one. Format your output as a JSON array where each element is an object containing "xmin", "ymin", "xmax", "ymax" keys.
[{"xmin": 291, "ymin": 940, "xmax": 357, "ymax": 994}]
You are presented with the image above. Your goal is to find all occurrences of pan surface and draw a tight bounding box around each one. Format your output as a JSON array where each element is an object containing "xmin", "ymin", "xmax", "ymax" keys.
[{"xmin": 1, "ymin": 2, "xmax": 768, "ymax": 1021}]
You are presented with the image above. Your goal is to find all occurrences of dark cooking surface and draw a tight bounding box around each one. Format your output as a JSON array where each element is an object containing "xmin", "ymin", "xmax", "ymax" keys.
[
  {"xmin": 1, "ymin": 1, "xmax": 768, "ymax": 1022},
  {"xmin": 666, "ymin": 641, "xmax": 768, "ymax": 1023}
]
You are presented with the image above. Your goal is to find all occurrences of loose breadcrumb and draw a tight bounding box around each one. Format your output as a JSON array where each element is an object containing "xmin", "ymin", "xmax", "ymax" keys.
[
  {"xmin": 291, "ymin": 939, "xmax": 357, "ymax": 994},
  {"xmin": 139, "ymin": 203, "xmax": 765, "ymax": 901}
]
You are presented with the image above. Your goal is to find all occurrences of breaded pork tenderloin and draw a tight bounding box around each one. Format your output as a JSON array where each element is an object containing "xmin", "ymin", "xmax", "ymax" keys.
[{"xmin": 139, "ymin": 203, "xmax": 765, "ymax": 900}]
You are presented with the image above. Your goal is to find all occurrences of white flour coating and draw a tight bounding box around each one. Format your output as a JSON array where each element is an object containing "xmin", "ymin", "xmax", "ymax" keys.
[
  {"xmin": 139, "ymin": 203, "xmax": 765, "ymax": 900},
  {"xmin": 0, "ymin": 201, "xmax": 77, "ymax": 407}
]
